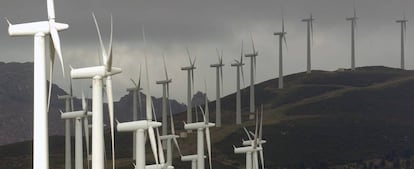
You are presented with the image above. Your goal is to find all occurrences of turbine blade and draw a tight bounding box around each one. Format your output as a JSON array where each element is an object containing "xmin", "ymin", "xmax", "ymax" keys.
[
  {"xmin": 69, "ymin": 77, "xmax": 74, "ymax": 111},
  {"xmin": 148, "ymin": 127, "xmax": 159, "ymax": 164},
  {"xmin": 46, "ymin": 0, "xmax": 55, "ymax": 19},
  {"xmin": 92, "ymin": 13, "xmax": 108, "ymax": 65},
  {"xmin": 216, "ymin": 48, "xmax": 220, "ymax": 62},
  {"xmin": 206, "ymin": 125, "xmax": 212, "ymax": 169},
  {"xmin": 49, "ymin": 21, "xmax": 65, "ymax": 75},
  {"xmin": 82, "ymin": 91, "xmax": 87, "ymax": 112},
  {"xmin": 106, "ymin": 15, "xmax": 113, "ymax": 71},
  {"xmin": 130, "ymin": 78, "xmax": 137, "ymax": 88},
  {"xmin": 284, "ymin": 36, "xmax": 288, "ymax": 51},
  {"xmin": 105, "ymin": 77, "xmax": 116, "ymax": 169},
  {"xmin": 250, "ymin": 32, "xmax": 256, "ymax": 54},
  {"xmin": 169, "ymin": 100, "xmax": 183, "ymax": 156},
  {"xmin": 254, "ymin": 108, "xmax": 259, "ymax": 149},
  {"xmin": 259, "ymin": 147, "xmax": 265, "ymax": 169},
  {"xmin": 47, "ymin": 37, "xmax": 55, "ymax": 112},
  {"xmin": 241, "ymin": 65, "xmax": 245, "ymax": 87},
  {"xmin": 163, "ymin": 54, "xmax": 169, "ymax": 80},
  {"xmin": 138, "ymin": 64, "xmax": 142, "ymax": 89},
  {"xmin": 83, "ymin": 117, "xmax": 91, "ymax": 169},
  {"xmin": 259, "ymin": 105, "xmax": 263, "ymax": 140},
  {"xmin": 143, "ymin": 30, "xmax": 152, "ymax": 121},
  {"xmin": 186, "ymin": 47, "xmax": 192, "ymax": 64},
  {"xmin": 155, "ymin": 126, "xmax": 165, "ymax": 164},
  {"xmin": 243, "ymin": 127, "xmax": 253, "ymax": 141}
]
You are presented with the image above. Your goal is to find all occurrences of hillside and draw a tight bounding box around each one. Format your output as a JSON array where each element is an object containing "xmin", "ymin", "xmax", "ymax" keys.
[{"xmin": 2, "ymin": 66, "xmax": 414, "ymax": 169}]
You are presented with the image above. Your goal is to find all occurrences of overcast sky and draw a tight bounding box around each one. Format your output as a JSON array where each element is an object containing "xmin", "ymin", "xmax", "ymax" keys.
[{"xmin": 0, "ymin": 0, "xmax": 413, "ymax": 103}]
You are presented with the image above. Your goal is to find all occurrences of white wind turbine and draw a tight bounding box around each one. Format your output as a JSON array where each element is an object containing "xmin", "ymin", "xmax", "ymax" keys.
[
  {"xmin": 57, "ymin": 79, "xmax": 74, "ymax": 169},
  {"xmin": 127, "ymin": 66, "xmax": 143, "ymax": 160},
  {"xmin": 156, "ymin": 55, "xmax": 172, "ymax": 146},
  {"xmin": 346, "ymin": 3, "xmax": 358, "ymax": 70},
  {"xmin": 159, "ymin": 99, "xmax": 182, "ymax": 167},
  {"xmin": 61, "ymin": 93, "xmax": 91, "ymax": 169},
  {"xmin": 231, "ymin": 41, "xmax": 246, "ymax": 125},
  {"xmin": 210, "ymin": 49, "xmax": 224, "ymax": 127},
  {"xmin": 245, "ymin": 33, "xmax": 258, "ymax": 120},
  {"xmin": 396, "ymin": 14, "xmax": 408, "ymax": 70},
  {"xmin": 273, "ymin": 11, "xmax": 288, "ymax": 89},
  {"xmin": 181, "ymin": 48, "xmax": 197, "ymax": 124},
  {"xmin": 234, "ymin": 106, "xmax": 265, "ymax": 169},
  {"xmin": 71, "ymin": 14, "xmax": 121, "ymax": 169},
  {"xmin": 302, "ymin": 13, "xmax": 315, "ymax": 74},
  {"xmin": 183, "ymin": 106, "xmax": 215, "ymax": 169},
  {"xmin": 7, "ymin": 0, "xmax": 68, "ymax": 168}
]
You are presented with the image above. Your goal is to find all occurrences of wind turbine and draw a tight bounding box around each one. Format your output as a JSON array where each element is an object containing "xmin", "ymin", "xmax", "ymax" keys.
[
  {"xmin": 183, "ymin": 106, "xmax": 215, "ymax": 169},
  {"xmin": 58, "ymin": 94, "xmax": 72, "ymax": 169},
  {"xmin": 273, "ymin": 10, "xmax": 288, "ymax": 89},
  {"xmin": 57, "ymin": 79, "xmax": 74, "ymax": 169},
  {"xmin": 159, "ymin": 99, "xmax": 182, "ymax": 167},
  {"xmin": 181, "ymin": 48, "xmax": 197, "ymax": 125},
  {"xmin": 210, "ymin": 49, "xmax": 224, "ymax": 127},
  {"xmin": 245, "ymin": 33, "xmax": 258, "ymax": 120},
  {"xmin": 346, "ymin": 3, "xmax": 358, "ymax": 70},
  {"xmin": 234, "ymin": 106, "xmax": 265, "ymax": 169},
  {"xmin": 7, "ymin": 0, "xmax": 68, "ymax": 168},
  {"xmin": 302, "ymin": 13, "xmax": 315, "ymax": 74},
  {"xmin": 396, "ymin": 14, "xmax": 408, "ymax": 70},
  {"xmin": 127, "ymin": 66, "xmax": 143, "ymax": 160},
  {"xmin": 156, "ymin": 55, "xmax": 172, "ymax": 147},
  {"xmin": 71, "ymin": 14, "xmax": 121, "ymax": 169},
  {"xmin": 61, "ymin": 93, "xmax": 91, "ymax": 169},
  {"xmin": 231, "ymin": 41, "xmax": 246, "ymax": 125}
]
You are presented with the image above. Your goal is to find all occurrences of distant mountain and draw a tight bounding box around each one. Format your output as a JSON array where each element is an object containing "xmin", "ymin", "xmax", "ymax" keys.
[{"xmin": 0, "ymin": 62, "xmax": 186, "ymax": 145}]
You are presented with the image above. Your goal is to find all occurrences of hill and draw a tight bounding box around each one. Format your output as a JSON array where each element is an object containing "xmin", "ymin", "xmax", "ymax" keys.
[{"xmin": 2, "ymin": 66, "xmax": 414, "ymax": 169}]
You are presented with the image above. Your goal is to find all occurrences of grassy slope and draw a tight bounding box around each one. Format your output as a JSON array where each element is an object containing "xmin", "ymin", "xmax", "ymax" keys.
[{"xmin": 2, "ymin": 66, "xmax": 414, "ymax": 169}]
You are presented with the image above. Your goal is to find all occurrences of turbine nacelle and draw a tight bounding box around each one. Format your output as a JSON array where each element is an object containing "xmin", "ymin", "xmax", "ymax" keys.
[
  {"xmin": 70, "ymin": 66, "xmax": 122, "ymax": 79},
  {"xmin": 155, "ymin": 79, "xmax": 172, "ymax": 84},
  {"xmin": 61, "ymin": 111, "xmax": 92, "ymax": 119},
  {"xmin": 273, "ymin": 32, "xmax": 287, "ymax": 36},
  {"xmin": 242, "ymin": 139, "xmax": 267, "ymax": 146},
  {"xmin": 209, "ymin": 63, "xmax": 225, "ymax": 67},
  {"xmin": 346, "ymin": 17, "xmax": 358, "ymax": 21},
  {"xmin": 184, "ymin": 122, "xmax": 215, "ymax": 130},
  {"xmin": 181, "ymin": 66, "xmax": 196, "ymax": 70},
  {"xmin": 231, "ymin": 62, "xmax": 245, "ymax": 67},
  {"xmin": 8, "ymin": 21, "xmax": 68, "ymax": 36},
  {"xmin": 396, "ymin": 19, "xmax": 408, "ymax": 23},
  {"xmin": 117, "ymin": 120, "xmax": 162, "ymax": 132},
  {"xmin": 159, "ymin": 134, "xmax": 180, "ymax": 140},
  {"xmin": 244, "ymin": 52, "xmax": 258, "ymax": 58},
  {"xmin": 181, "ymin": 154, "xmax": 205, "ymax": 161},
  {"xmin": 234, "ymin": 146, "xmax": 263, "ymax": 154}
]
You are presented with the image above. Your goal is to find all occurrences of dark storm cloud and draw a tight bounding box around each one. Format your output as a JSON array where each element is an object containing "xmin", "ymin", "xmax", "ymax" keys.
[{"xmin": 0, "ymin": 0, "xmax": 413, "ymax": 102}]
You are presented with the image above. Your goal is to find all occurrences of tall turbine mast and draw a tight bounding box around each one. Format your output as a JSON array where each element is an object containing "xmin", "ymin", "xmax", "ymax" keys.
[
  {"xmin": 396, "ymin": 14, "xmax": 408, "ymax": 70},
  {"xmin": 156, "ymin": 54, "xmax": 172, "ymax": 148},
  {"xmin": 302, "ymin": 13, "xmax": 315, "ymax": 74},
  {"xmin": 7, "ymin": 0, "xmax": 68, "ymax": 168},
  {"xmin": 231, "ymin": 41, "xmax": 245, "ymax": 125},
  {"xmin": 210, "ymin": 49, "xmax": 224, "ymax": 127},
  {"xmin": 346, "ymin": 3, "xmax": 358, "ymax": 70},
  {"xmin": 245, "ymin": 33, "xmax": 258, "ymax": 120},
  {"xmin": 181, "ymin": 48, "xmax": 197, "ymax": 126},
  {"xmin": 273, "ymin": 9, "xmax": 288, "ymax": 89}
]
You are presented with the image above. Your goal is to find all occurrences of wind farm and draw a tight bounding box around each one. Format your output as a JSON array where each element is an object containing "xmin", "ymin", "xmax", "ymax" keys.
[{"xmin": 2, "ymin": 0, "xmax": 414, "ymax": 169}]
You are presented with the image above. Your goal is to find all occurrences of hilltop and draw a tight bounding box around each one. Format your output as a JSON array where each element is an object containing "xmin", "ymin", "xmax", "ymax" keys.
[{"xmin": 2, "ymin": 66, "xmax": 414, "ymax": 169}]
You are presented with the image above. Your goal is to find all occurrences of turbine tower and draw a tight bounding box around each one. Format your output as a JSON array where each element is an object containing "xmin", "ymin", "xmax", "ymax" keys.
[
  {"xmin": 183, "ymin": 106, "xmax": 215, "ymax": 169},
  {"xmin": 396, "ymin": 14, "xmax": 407, "ymax": 70},
  {"xmin": 346, "ymin": 4, "xmax": 358, "ymax": 70},
  {"xmin": 7, "ymin": 0, "xmax": 68, "ymax": 168},
  {"xmin": 58, "ymin": 93, "xmax": 72, "ymax": 169},
  {"xmin": 210, "ymin": 49, "xmax": 224, "ymax": 127},
  {"xmin": 156, "ymin": 55, "xmax": 172, "ymax": 147},
  {"xmin": 159, "ymin": 99, "xmax": 182, "ymax": 167},
  {"xmin": 60, "ymin": 93, "xmax": 91, "ymax": 169},
  {"xmin": 273, "ymin": 11, "xmax": 288, "ymax": 89},
  {"xmin": 231, "ymin": 41, "xmax": 245, "ymax": 125},
  {"xmin": 302, "ymin": 13, "xmax": 315, "ymax": 74},
  {"xmin": 181, "ymin": 48, "xmax": 196, "ymax": 124},
  {"xmin": 71, "ymin": 14, "xmax": 120, "ymax": 169},
  {"xmin": 127, "ymin": 66, "xmax": 143, "ymax": 160},
  {"xmin": 245, "ymin": 34, "xmax": 258, "ymax": 120}
]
